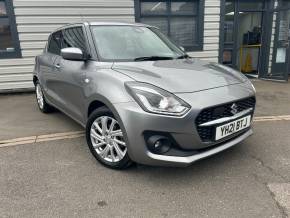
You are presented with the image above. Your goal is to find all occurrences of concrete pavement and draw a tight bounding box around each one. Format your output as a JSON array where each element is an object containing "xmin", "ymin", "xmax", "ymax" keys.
[
  {"xmin": 252, "ymin": 79, "xmax": 290, "ymax": 116},
  {"xmin": 0, "ymin": 121, "xmax": 289, "ymax": 217},
  {"xmin": 0, "ymin": 93, "xmax": 82, "ymax": 141}
]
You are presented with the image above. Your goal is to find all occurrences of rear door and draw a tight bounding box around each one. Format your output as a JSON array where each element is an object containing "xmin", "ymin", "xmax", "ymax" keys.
[{"xmin": 53, "ymin": 26, "xmax": 90, "ymax": 123}]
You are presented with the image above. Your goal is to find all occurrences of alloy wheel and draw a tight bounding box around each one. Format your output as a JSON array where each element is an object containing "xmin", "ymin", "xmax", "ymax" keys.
[
  {"xmin": 36, "ymin": 84, "xmax": 44, "ymax": 109},
  {"xmin": 90, "ymin": 116, "xmax": 127, "ymax": 163}
]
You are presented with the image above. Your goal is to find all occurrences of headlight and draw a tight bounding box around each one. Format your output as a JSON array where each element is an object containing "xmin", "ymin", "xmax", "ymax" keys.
[{"xmin": 125, "ymin": 82, "xmax": 191, "ymax": 116}]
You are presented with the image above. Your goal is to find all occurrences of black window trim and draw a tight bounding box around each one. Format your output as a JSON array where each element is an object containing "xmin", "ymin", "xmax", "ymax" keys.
[
  {"xmin": 46, "ymin": 24, "xmax": 92, "ymax": 57},
  {"xmin": 134, "ymin": 0, "xmax": 204, "ymax": 51},
  {"xmin": 47, "ymin": 30, "xmax": 62, "ymax": 56},
  {"xmin": 0, "ymin": 0, "xmax": 21, "ymax": 59}
]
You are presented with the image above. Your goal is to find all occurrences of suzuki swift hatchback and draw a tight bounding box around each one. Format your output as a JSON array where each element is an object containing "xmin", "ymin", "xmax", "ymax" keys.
[{"xmin": 33, "ymin": 22, "xmax": 256, "ymax": 169}]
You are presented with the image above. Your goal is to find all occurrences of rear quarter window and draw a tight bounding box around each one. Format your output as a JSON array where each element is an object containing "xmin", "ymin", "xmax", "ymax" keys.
[{"xmin": 47, "ymin": 31, "xmax": 62, "ymax": 55}]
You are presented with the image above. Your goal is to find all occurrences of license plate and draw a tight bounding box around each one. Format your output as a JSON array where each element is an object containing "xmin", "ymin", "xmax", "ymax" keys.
[{"xmin": 215, "ymin": 115, "xmax": 251, "ymax": 140}]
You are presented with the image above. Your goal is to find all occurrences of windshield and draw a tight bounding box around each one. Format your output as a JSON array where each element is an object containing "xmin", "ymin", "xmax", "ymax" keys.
[{"xmin": 90, "ymin": 25, "xmax": 185, "ymax": 61}]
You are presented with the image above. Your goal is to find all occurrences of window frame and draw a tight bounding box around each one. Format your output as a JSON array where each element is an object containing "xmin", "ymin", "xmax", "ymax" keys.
[
  {"xmin": 134, "ymin": 0, "xmax": 204, "ymax": 51},
  {"xmin": 0, "ymin": 0, "xmax": 21, "ymax": 59},
  {"xmin": 46, "ymin": 24, "xmax": 92, "ymax": 57},
  {"xmin": 62, "ymin": 26, "xmax": 90, "ymax": 54},
  {"xmin": 47, "ymin": 30, "xmax": 62, "ymax": 56}
]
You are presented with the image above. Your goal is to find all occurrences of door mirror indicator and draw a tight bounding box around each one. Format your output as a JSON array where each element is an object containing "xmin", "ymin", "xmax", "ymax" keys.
[{"xmin": 61, "ymin": 47, "xmax": 86, "ymax": 61}]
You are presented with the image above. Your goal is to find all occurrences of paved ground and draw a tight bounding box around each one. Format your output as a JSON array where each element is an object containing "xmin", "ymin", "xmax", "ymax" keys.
[
  {"xmin": 253, "ymin": 79, "xmax": 290, "ymax": 116},
  {"xmin": 0, "ymin": 80, "xmax": 290, "ymax": 217},
  {"xmin": 0, "ymin": 93, "xmax": 82, "ymax": 141}
]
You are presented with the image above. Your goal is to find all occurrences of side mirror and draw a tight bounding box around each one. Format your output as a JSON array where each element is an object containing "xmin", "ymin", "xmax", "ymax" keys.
[
  {"xmin": 61, "ymin": 47, "xmax": 86, "ymax": 61},
  {"xmin": 179, "ymin": 46, "xmax": 185, "ymax": 52}
]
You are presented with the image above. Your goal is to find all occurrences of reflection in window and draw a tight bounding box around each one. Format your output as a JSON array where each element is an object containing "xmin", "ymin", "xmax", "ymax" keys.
[
  {"xmin": 171, "ymin": 2, "xmax": 197, "ymax": 14},
  {"xmin": 0, "ymin": 18, "xmax": 13, "ymax": 51},
  {"xmin": 224, "ymin": 1, "xmax": 234, "ymax": 43},
  {"xmin": 141, "ymin": 2, "xmax": 167, "ymax": 15},
  {"xmin": 137, "ymin": 0, "xmax": 202, "ymax": 51},
  {"xmin": 280, "ymin": 1, "xmax": 290, "ymax": 8},
  {"xmin": 170, "ymin": 17, "xmax": 197, "ymax": 47},
  {"xmin": 223, "ymin": 50, "xmax": 232, "ymax": 64},
  {"xmin": 0, "ymin": 1, "xmax": 7, "ymax": 15},
  {"xmin": 63, "ymin": 27, "xmax": 87, "ymax": 52},
  {"xmin": 239, "ymin": 0, "xmax": 264, "ymax": 11},
  {"xmin": 224, "ymin": 16, "xmax": 234, "ymax": 42},
  {"xmin": 222, "ymin": 0, "xmax": 235, "ymax": 65}
]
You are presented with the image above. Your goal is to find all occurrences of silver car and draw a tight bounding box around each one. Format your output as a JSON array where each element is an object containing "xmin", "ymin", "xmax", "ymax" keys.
[{"xmin": 33, "ymin": 22, "xmax": 256, "ymax": 169}]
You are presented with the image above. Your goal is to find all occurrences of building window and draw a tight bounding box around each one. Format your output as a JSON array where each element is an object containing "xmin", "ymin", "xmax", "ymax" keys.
[
  {"xmin": 135, "ymin": 0, "xmax": 204, "ymax": 51},
  {"xmin": 0, "ymin": 0, "xmax": 21, "ymax": 59}
]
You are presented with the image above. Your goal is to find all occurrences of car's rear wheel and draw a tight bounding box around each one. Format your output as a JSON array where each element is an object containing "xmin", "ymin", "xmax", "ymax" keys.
[
  {"xmin": 35, "ymin": 81, "xmax": 53, "ymax": 113},
  {"xmin": 86, "ymin": 106, "xmax": 133, "ymax": 169}
]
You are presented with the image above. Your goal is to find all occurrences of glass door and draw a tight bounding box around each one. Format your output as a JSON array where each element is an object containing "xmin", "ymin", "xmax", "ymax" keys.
[
  {"xmin": 220, "ymin": 0, "xmax": 266, "ymax": 77},
  {"xmin": 265, "ymin": 2, "xmax": 290, "ymax": 81}
]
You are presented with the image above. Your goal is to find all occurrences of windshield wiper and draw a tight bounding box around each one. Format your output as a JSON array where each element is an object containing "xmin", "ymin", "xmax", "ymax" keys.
[
  {"xmin": 134, "ymin": 56, "xmax": 174, "ymax": 61},
  {"xmin": 177, "ymin": 54, "xmax": 190, "ymax": 59}
]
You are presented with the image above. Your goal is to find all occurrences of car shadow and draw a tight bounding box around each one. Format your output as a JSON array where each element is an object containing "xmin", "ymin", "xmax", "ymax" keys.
[{"xmin": 120, "ymin": 143, "xmax": 248, "ymax": 183}]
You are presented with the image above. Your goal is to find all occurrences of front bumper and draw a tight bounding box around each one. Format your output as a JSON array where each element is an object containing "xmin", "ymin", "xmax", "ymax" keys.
[
  {"xmin": 113, "ymin": 83, "xmax": 255, "ymax": 166},
  {"xmin": 146, "ymin": 129, "xmax": 253, "ymax": 166}
]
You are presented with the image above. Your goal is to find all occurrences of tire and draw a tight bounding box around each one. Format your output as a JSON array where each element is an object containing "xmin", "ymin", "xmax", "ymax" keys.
[
  {"xmin": 86, "ymin": 106, "xmax": 133, "ymax": 169},
  {"xmin": 35, "ymin": 81, "xmax": 53, "ymax": 113}
]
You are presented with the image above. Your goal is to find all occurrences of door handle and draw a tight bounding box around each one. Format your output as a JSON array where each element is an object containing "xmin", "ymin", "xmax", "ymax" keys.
[{"xmin": 54, "ymin": 64, "xmax": 61, "ymax": 69}]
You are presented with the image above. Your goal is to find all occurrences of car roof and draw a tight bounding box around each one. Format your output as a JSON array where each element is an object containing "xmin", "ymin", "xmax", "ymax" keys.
[
  {"xmin": 53, "ymin": 22, "xmax": 152, "ymax": 33},
  {"xmin": 88, "ymin": 22, "xmax": 151, "ymax": 27}
]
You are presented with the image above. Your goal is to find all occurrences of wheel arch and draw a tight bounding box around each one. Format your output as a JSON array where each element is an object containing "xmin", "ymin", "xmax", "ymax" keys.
[
  {"xmin": 86, "ymin": 94, "xmax": 122, "ymax": 123},
  {"xmin": 87, "ymin": 100, "xmax": 107, "ymax": 117},
  {"xmin": 85, "ymin": 95, "xmax": 132, "ymax": 156}
]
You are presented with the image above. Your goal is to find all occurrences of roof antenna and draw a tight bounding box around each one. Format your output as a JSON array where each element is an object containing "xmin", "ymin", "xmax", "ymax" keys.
[{"xmin": 79, "ymin": 12, "xmax": 85, "ymax": 23}]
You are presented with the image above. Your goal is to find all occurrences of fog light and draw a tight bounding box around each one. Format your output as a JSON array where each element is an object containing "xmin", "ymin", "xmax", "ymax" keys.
[{"xmin": 147, "ymin": 135, "xmax": 171, "ymax": 154}]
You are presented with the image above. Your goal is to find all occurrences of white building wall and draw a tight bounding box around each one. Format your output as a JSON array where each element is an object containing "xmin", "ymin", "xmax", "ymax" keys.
[
  {"xmin": 0, "ymin": 0, "xmax": 221, "ymax": 92},
  {"xmin": 268, "ymin": 0, "xmax": 278, "ymax": 74},
  {"xmin": 188, "ymin": 0, "xmax": 220, "ymax": 62}
]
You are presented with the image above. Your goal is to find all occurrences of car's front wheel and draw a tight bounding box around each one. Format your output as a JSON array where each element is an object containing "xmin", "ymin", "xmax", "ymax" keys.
[{"xmin": 86, "ymin": 107, "xmax": 133, "ymax": 169}]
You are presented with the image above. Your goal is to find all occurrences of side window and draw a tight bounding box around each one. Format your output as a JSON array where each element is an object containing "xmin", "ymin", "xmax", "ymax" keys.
[
  {"xmin": 47, "ymin": 31, "xmax": 62, "ymax": 55},
  {"xmin": 62, "ymin": 27, "xmax": 87, "ymax": 52}
]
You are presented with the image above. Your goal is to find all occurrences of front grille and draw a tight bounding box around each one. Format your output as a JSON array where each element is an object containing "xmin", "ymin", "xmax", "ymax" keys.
[{"xmin": 195, "ymin": 97, "xmax": 256, "ymax": 142}]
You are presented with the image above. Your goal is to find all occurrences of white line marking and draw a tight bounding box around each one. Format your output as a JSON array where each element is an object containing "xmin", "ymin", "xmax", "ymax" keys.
[
  {"xmin": 0, "ymin": 115, "xmax": 290, "ymax": 148},
  {"xmin": 254, "ymin": 115, "xmax": 290, "ymax": 122},
  {"xmin": 0, "ymin": 131, "xmax": 85, "ymax": 148}
]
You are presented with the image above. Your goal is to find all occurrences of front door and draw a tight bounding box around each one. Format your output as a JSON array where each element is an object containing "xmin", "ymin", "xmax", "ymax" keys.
[
  {"xmin": 54, "ymin": 26, "xmax": 90, "ymax": 123},
  {"xmin": 42, "ymin": 30, "xmax": 64, "ymax": 107},
  {"xmin": 264, "ymin": 2, "xmax": 290, "ymax": 81}
]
